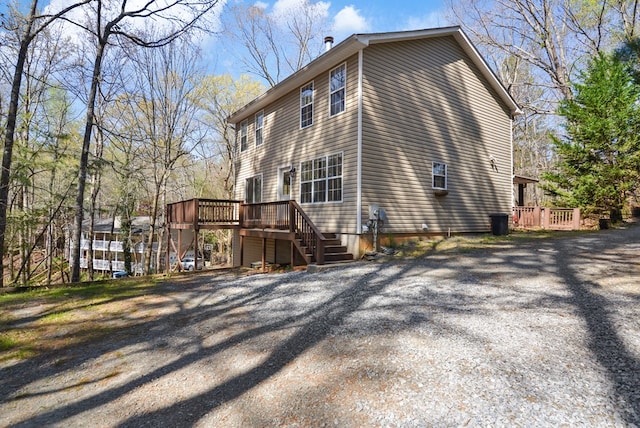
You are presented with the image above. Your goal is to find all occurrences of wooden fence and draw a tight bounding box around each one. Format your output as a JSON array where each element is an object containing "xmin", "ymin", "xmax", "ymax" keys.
[{"xmin": 512, "ymin": 207, "xmax": 581, "ymax": 230}]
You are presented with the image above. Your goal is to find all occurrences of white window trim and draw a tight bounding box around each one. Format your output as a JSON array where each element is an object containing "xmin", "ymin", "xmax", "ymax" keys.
[
  {"xmin": 255, "ymin": 110, "xmax": 264, "ymax": 147},
  {"xmin": 300, "ymin": 81, "xmax": 314, "ymax": 129},
  {"xmin": 432, "ymin": 161, "xmax": 448, "ymax": 190},
  {"xmin": 329, "ymin": 62, "xmax": 347, "ymax": 117},
  {"xmin": 239, "ymin": 120, "xmax": 248, "ymax": 152},
  {"xmin": 245, "ymin": 173, "xmax": 263, "ymax": 204},
  {"xmin": 299, "ymin": 152, "xmax": 344, "ymax": 205}
]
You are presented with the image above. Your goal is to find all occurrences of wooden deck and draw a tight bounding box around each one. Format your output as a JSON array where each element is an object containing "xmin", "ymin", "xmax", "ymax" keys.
[{"xmin": 165, "ymin": 199, "xmax": 353, "ymax": 271}]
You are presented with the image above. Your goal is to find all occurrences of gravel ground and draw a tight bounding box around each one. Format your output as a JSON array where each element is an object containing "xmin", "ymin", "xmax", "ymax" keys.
[{"xmin": 1, "ymin": 224, "xmax": 640, "ymax": 427}]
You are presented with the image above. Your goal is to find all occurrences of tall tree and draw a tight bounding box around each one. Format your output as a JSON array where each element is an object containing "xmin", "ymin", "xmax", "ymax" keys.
[
  {"xmin": 543, "ymin": 53, "xmax": 640, "ymax": 222},
  {"xmin": 118, "ymin": 36, "xmax": 206, "ymax": 274},
  {"xmin": 196, "ymin": 74, "xmax": 264, "ymax": 198},
  {"xmin": 449, "ymin": 0, "xmax": 640, "ymax": 107},
  {"xmin": 0, "ymin": 0, "xmax": 91, "ymax": 287},
  {"xmin": 67, "ymin": 0, "xmax": 220, "ymax": 282},
  {"xmin": 194, "ymin": 74, "xmax": 264, "ymax": 264}
]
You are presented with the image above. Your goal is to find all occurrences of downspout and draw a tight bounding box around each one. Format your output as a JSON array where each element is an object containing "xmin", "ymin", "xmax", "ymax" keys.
[
  {"xmin": 510, "ymin": 115, "xmax": 515, "ymax": 209},
  {"xmin": 357, "ymin": 49, "xmax": 364, "ymax": 234}
]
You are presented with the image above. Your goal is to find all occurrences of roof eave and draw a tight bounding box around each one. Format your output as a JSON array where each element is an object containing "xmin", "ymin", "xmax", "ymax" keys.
[{"xmin": 227, "ymin": 35, "xmax": 367, "ymax": 123}]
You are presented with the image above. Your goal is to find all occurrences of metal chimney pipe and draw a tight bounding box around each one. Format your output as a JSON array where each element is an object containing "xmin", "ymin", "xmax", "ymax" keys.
[{"xmin": 324, "ymin": 36, "xmax": 334, "ymax": 51}]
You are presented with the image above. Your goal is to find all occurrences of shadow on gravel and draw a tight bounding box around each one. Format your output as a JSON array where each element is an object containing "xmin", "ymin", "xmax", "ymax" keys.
[
  {"xmin": 5, "ymin": 257, "xmax": 431, "ymax": 427},
  {"xmin": 555, "ymin": 234, "xmax": 640, "ymax": 424},
  {"xmin": 2, "ymin": 225, "xmax": 639, "ymax": 426}
]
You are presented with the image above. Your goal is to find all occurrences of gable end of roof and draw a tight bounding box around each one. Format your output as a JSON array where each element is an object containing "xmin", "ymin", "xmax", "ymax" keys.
[{"xmin": 227, "ymin": 26, "xmax": 521, "ymax": 123}]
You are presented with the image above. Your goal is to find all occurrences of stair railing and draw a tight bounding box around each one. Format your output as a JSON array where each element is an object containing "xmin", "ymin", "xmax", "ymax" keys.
[{"xmin": 289, "ymin": 201, "xmax": 326, "ymax": 265}]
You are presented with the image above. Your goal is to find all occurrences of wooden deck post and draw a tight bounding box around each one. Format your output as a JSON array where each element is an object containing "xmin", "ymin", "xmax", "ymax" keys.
[
  {"xmin": 534, "ymin": 206, "xmax": 542, "ymax": 228},
  {"xmin": 317, "ymin": 239, "xmax": 325, "ymax": 265},
  {"xmin": 573, "ymin": 208, "xmax": 581, "ymax": 230},
  {"xmin": 165, "ymin": 221, "xmax": 170, "ymax": 274},
  {"xmin": 262, "ymin": 238, "xmax": 267, "ymax": 272},
  {"xmin": 178, "ymin": 229, "xmax": 183, "ymax": 271},
  {"xmin": 542, "ymin": 207, "xmax": 550, "ymax": 229},
  {"xmin": 290, "ymin": 241, "xmax": 295, "ymax": 269}
]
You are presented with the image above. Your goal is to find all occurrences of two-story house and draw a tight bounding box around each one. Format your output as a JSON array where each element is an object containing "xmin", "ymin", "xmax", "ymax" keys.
[{"xmin": 227, "ymin": 26, "xmax": 520, "ymax": 267}]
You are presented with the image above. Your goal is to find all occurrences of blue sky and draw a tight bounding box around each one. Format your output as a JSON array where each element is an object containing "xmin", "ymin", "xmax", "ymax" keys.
[
  {"xmin": 3, "ymin": 0, "xmax": 448, "ymax": 38},
  {"xmin": 212, "ymin": 0, "xmax": 450, "ymax": 78},
  {"xmin": 2, "ymin": 0, "xmax": 450, "ymax": 79},
  {"xmin": 325, "ymin": 0, "xmax": 448, "ymax": 37}
]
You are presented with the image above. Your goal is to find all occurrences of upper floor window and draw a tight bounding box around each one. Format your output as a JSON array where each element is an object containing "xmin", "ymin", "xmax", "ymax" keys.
[
  {"xmin": 300, "ymin": 153, "xmax": 343, "ymax": 204},
  {"xmin": 245, "ymin": 174, "xmax": 262, "ymax": 203},
  {"xmin": 300, "ymin": 82, "xmax": 314, "ymax": 128},
  {"xmin": 239, "ymin": 120, "xmax": 248, "ymax": 152},
  {"xmin": 255, "ymin": 111, "xmax": 264, "ymax": 146},
  {"xmin": 330, "ymin": 63, "xmax": 346, "ymax": 116},
  {"xmin": 432, "ymin": 162, "xmax": 447, "ymax": 190}
]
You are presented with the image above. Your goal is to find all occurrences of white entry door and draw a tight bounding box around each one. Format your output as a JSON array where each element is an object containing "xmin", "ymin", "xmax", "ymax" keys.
[{"xmin": 278, "ymin": 166, "xmax": 292, "ymax": 201}]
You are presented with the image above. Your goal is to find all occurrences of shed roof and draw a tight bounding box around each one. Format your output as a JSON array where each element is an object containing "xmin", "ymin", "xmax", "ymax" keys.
[
  {"xmin": 513, "ymin": 175, "xmax": 540, "ymax": 184},
  {"xmin": 227, "ymin": 26, "xmax": 521, "ymax": 123}
]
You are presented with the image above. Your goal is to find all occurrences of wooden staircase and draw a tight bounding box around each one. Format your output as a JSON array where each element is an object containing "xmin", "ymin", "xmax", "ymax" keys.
[
  {"xmin": 294, "ymin": 232, "xmax": 353, "ymax": 265},
  {"xmin": 165, "ymin": 198, "xmax": 355, "ymax": 270},
  {"xmin": 320, "ymin": 233, "xmax": 354, "ymax": 263}
]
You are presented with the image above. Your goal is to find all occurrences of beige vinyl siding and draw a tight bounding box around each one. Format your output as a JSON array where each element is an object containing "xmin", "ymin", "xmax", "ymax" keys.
[
  {"xmin": 360, "ymin": 36, "xmax": 513, "ymax": 234},
  {"xmin": 235, "ymin": 55, "xmax": 360, "ymax": 233}
]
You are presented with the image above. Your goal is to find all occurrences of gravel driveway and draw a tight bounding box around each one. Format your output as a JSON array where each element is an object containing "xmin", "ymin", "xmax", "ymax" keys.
[{"xmin": 1, "ymin": 224, "xmax": 640, "ymax": 427}]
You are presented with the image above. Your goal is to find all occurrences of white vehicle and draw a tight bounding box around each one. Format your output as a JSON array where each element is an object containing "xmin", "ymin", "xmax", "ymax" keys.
[{"xmin": 181, "ymin": 257, "xmax": 203, "ymax": 271}]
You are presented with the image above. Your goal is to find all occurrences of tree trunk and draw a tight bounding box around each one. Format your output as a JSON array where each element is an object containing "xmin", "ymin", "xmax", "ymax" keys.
[
  {"xmin": 144, "ymin": 184, "xmax": 161, "ymax": 275},
  {"xmin": 0, "ymin": 0, "xmax": 38, "ymax": 287},
  {"xmin": 70, "ymin": 41, "xmax": 106, "ymax": 283}
]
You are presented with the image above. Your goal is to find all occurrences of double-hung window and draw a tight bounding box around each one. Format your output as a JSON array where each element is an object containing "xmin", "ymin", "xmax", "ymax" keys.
[
  {"xmin": 432, "ymin": 162, "xmax": 447, "ymax": 190},
  {"xmin": 239, "ymin": 120, "xmax": 248, "ymax": 152},
  {"xmin": 245, "ymin": 175, "xmax": 262, "ymax": 203},
  {"xmin": 300, "ymin": 153, "xmax": 343, "ymax": 203},
  {"xmin": 330, "ymin": 63, "xmax": 346, "ymax": 116},
  {"xmin": 300, "ymin": 82, "xmax": 314, "ymax": 128},
  {"xmin": 255, "ymin": 111, "xmax": 264, "ymax": 146}
]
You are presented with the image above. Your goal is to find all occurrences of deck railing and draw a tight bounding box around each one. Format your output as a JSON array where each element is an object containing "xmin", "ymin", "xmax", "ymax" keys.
[
  {"xmin": 240, "ymin": 201, "xmax": 290, "ymax": 229},
  {"xmin": 166, "ymin": 198, "xmax": 241, "ymax": 226},
  {"xmin": 290, "ymin": 201, "xmax": 326, "ymax": 265},
  {"xmin": 166, "ymin": 199, "xmax": 328, "ymax": 264},
  {"xmin": 240, "ymin": 200, "xmax": 326, "ymax": 264},
  {"xmin": 513, "ymin": 207, "xmax": 581, "ymax": 230}
]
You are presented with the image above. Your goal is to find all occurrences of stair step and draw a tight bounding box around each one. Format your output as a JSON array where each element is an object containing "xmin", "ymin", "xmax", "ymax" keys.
[
  {"xmin": 323, "ymin": 239, "xmax": 342, "ymax": 247},
  {"xmin": 324, "ymin": 245, "xmax": 348, "ymax": 254},
  {"xmin": 323, "ymin": 252, "xmax": 354, "ymax": 262}
]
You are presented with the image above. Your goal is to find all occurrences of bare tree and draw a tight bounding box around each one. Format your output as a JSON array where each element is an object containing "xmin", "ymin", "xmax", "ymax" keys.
[
  {"xmin": 196, "ymin": 74, "xmax": 264, "ymax": 198},
  {"xmin": 448, "ymin": 0, "xmax": 639, "ymax": 107},
  {"xmin": 115, "ymin": 36, "xmax": 206, "ymax": 274},
  {"xmin": 0, "ymin": 0, "xmax": 91, "ymax": 287},
  {"xmin": 224, "ymin": 1, "xmax": 329, "ymax": 86},
  {"xmin": 66, "ymin": 0, "xmax": 220, "ymax": 282},
  {"xmin": 1, "ymin": 10, "xmax": 79, "ymax": 286}
]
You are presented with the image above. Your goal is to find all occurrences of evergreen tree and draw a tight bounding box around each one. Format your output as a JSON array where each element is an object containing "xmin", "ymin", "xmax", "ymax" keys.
[{"xmin": 543, "ymin": 53, "xmax": 640, "ymax": 223}]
